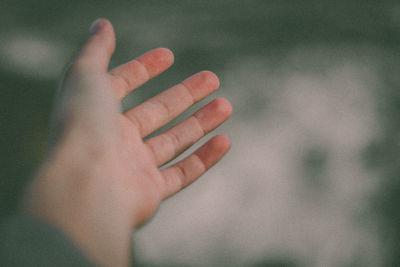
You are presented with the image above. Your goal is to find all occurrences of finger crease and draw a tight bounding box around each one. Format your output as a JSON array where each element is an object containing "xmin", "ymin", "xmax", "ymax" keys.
[
  {"xmin": 193, "ymin": 153, "xmax": 207, "ymax": 173},
  {"xmin": 126, "ymin": 113, "xmax": 144, "ymax": 136},
  {"xmin": 152, "ymin": 98, "xmax": 172, "ymax": 122},
  {"xmin": 180, "ymin": 83, "xmax": 195, "ymax": 105},
  {"xmin": 192, "ymin": 114, "xmax": 206, "ymax": 137},
  {"xmin": 166, "ymin": 131, "xmax": 181, "ymax": 156},
  {"xmin": 110, "ymin": 71, "xmax": 131, "ymax": 96},
  {"xmin": 145, "ymin": 142, "xmax": 158, "ymax": 163},
  {"xmin": 174, "ymin": 164, "xmax": 187, "ymax": 189},
  {"xmin": 134, "ymin": 59, "xmax": 150, "ymax": 83}
]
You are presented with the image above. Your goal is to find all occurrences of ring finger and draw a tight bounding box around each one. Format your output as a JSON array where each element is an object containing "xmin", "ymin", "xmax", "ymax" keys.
[{"xmin": 145, "ymin": 97, "xmax": 232, "ymax": 166}]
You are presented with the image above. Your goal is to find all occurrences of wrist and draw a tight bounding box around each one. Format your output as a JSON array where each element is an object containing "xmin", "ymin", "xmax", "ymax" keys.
[{"xmin": 25, "ymin": 141, "xmax": 133, "ymax": 267}]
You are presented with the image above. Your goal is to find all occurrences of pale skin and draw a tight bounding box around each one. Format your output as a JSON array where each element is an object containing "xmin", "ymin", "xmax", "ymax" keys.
[{"xmin": 23, "ymin": 19, "xmax": 232, "ymax": 266}]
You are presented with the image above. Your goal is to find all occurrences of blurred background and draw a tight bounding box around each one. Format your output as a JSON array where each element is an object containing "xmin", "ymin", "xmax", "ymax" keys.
[{"xmin": 2, "ymin": 0, "xmax": 400, "ymax": 266}]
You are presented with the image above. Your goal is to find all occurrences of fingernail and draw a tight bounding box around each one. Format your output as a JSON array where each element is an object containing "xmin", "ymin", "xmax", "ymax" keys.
[{"xmin": 89, "ymin": 19, "xmax": 105, "ymax": 35}]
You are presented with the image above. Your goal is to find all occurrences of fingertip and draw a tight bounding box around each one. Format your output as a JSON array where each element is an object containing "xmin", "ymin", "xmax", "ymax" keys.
[
  {"xmin": 94, "ymin": 19, "xmax": 115, "ymax": 43},
  {"xmin": 89, "ymin": 19, "xmax": 115, "ymax": 44},
  {"xmin": 156, "ymin": 47, "xmax": 175, "ymax": 64},
  {"xmin": 196, "ymin": 134, "xmax": 231, "ymax": 169},
  {"xmin": 74, "ymin": 19, "xmax": 116, "ymax": 72},
  {"xmin": 213, "ymin": 134, "xmax": 231, "ymax": 152},
  {"xmin": 136, "ymin": 47, "xmax": 175, "ymax": 77},
  {"xmin": 200, "ymin": 70, "xmax": 220, "ymax": 90},
  {"xmin": 90, "ymin": 18, "xmax": 108, "ymax": 35},
  {"xmin": 214, "ymin": 97, "xmax": 233, "ymax": 119},
  {"xmin": 181, "ymin": 71, "xmax": 220, "ymax": 101}
]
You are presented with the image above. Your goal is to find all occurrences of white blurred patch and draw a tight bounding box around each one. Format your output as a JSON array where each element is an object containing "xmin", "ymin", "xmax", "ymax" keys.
[
  {"xmin": 134, "ymin": 45, "xmax": 384, "ymax": 266},
  {"xmin": 0, "ymin": 33, "xmax": 69, "ymax": 79}
]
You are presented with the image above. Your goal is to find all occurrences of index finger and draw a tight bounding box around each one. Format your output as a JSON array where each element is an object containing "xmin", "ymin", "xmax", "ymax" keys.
[{"xmin": 110, "ymin": 48, "xmax": 174, "ymax": 100}]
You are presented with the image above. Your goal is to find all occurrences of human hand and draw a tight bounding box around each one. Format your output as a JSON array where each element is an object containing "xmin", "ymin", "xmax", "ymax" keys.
[{"xmin": 24, "ymin": 19, "xmax": 231, "ymax": 266}]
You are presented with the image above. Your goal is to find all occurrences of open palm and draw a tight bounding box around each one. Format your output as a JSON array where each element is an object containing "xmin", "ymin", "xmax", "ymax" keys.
[{"xmin": 26, "ymin": 19, "xmax": 231, "ymax": 266}]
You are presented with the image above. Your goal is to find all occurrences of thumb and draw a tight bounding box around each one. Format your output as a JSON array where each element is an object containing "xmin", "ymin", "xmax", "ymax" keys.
[{"xmin": 73, "ymin": 19, "xmax": 116, "ymax": 73}]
